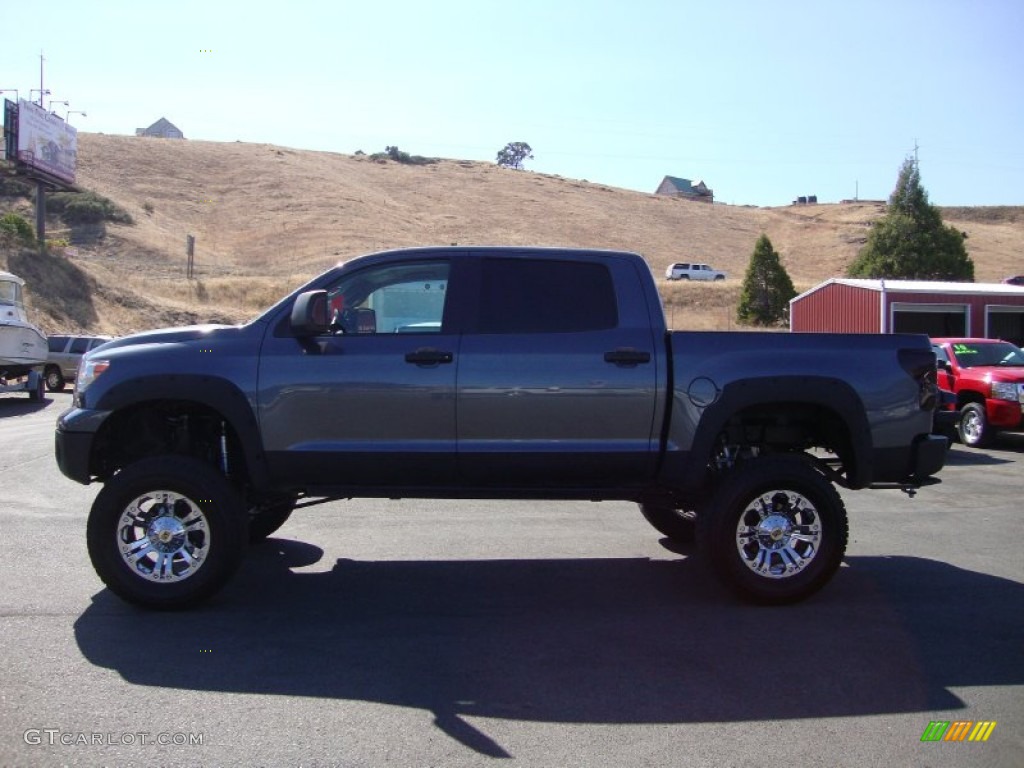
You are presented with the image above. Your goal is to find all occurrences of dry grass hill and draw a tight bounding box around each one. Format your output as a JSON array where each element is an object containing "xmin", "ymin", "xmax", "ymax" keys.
[{"xmin": 2, "ymin": 133, "xmax": 1022, "ymax": 335}]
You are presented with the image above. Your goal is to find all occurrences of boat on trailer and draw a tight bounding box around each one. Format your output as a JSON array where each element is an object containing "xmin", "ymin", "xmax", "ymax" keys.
[{"xmin": 0, "ymin": 271, "xmax": 47, "ymax": 399}]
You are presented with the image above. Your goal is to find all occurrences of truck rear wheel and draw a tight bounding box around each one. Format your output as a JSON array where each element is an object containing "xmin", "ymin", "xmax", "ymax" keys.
[
  {"xmin": 248, "ymin": 496, "xmax": 296, "ymax": 543},
  {"xmin": 701, "ymin": 455, "xmax": 848, "ymax": 604},
  {"xmin": 86, "ymin": 456, "xmax": 248, "ymax": 609},
  {"xmin": 638, "ymin": 503, "xmax": 696, "ymax": 543}
]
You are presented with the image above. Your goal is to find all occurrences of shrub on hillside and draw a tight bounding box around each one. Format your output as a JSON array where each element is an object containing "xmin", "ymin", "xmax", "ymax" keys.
[
  {"xmin": 0, "ymin": 177, "xmax": 32, "ymax": 198},
  {"xmin": 0, "ymin": 212, "xmax": 35, "ymax": 246},
  {"xmin": 48, "ymin": 191, "xmax": 134, "ymax": 226},
  {"xmin": 369, "ymin": 145, "xmax": 438, "ymax": 166}
]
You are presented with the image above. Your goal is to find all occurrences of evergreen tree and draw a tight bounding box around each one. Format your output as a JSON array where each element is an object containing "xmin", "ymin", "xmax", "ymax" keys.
[
  {"xmin": 847, "ymin": 156, "xmax": 974, "ymax": 280},
  {"xmin": 737, "ymin": 234, "xmax": 796, "ymax": 326}
]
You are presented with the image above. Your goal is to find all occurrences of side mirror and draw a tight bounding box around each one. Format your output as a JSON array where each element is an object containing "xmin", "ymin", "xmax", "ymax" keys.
[{"xmin": 291, "ymin": 290, "xmax": 329, "ymax": 337}]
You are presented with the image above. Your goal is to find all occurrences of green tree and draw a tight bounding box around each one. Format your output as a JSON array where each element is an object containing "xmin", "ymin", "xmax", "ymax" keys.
[
  {"xmin": 847, "ymin": 156, "xmax": 973, "ymax": 280},
  {"xmin": 496, "ymin": 141, "xmax": 533, "ymax": 170},
  {"xmin": 737, "ymin": 234, "xmax": 797, "ymax": 326}
]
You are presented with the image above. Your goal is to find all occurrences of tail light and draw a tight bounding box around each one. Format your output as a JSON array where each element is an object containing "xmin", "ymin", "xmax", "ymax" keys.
[{"xmin": 899, "ymin": 348, "xmax": 938, "ymax": 411}]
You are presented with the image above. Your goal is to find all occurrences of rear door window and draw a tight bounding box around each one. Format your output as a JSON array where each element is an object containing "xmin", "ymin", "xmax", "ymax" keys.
[{"xmin": 476, "ymin": 258, "xmax": 618, "ymax": 334}]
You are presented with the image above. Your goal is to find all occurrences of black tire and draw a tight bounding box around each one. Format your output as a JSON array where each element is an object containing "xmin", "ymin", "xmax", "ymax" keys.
[
  {"xmin": 28, "ymin": 374, "xmax": 45, "ymax": 402},
  {"xmin": 86, "ymin": 456, "xmax": 248, "ymax": 609},
  {"xmin": 638, "ymin": 502, "xmax": 696, "ymax": 543},
  {"xmin": 700, "ymin": 456, "xmax": 848, "ymax": 605},
  {"xmin": 44, "ymin": 365, "xmax": 65, "ymax": 392},
  {"xmin": 248, "ymin": 496, "xmax": 296, "ymax": 543},
  {"xmin": 957, "ymin": 402, "xmax": 993, "ymax": 448}
]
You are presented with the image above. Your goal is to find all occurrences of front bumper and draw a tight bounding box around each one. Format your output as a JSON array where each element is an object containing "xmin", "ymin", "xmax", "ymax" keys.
[
  {"xmin": 54, "ymin": 407, "xmax": 109, "ymax": 485},
  {"xmin": 987, "ymin": 398, "xmax": 1024, "ymax": 430}
]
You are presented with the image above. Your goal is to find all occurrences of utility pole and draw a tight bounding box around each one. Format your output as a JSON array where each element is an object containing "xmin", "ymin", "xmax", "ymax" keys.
[{"xmin": 35, "ymin": 52, "xmax": 47, "ymax": 251}]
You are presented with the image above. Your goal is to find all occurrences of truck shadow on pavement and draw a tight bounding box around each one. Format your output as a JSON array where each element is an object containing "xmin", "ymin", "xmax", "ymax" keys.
[
  {"xmin": 74, "ymin": 543, "xmax": 1024, "ymax": 758},
  {"xmin": 0, "ymin": 396, "xmax": 51, "ymax": 415}
]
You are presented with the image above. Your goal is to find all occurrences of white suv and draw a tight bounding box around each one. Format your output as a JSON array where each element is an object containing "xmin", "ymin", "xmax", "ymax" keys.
[{"xmin": 665, "ymin": 262, "xmax": 726, "ymax": 281}]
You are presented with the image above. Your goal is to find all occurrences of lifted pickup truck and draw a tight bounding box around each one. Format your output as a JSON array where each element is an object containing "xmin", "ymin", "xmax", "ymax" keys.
[
  {"xmin": 932, "ymin": 337, "xmax": 1024, "ymax": 447},
  {"xmin": 55, "ymin": 247, "xmax": 946, "ymax": 609}
]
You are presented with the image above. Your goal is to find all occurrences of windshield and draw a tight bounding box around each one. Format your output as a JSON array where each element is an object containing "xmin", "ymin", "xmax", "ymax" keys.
[
  {"xmin": 0, "ymin": 280, "xmax": 21, "ymax": 306},
  {"xmin": 950, "ymin": 341, "xmax": 1024, "ymax": 368}
]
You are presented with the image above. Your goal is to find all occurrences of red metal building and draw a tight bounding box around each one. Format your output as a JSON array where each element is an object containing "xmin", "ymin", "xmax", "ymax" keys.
[{"xmin": 790, "ymin": 279, "xmax": 1024, "ymax": 345}]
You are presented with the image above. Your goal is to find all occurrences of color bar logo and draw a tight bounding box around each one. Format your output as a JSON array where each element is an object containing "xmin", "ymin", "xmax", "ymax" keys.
[{"xmin": 921, "ymin": 720, "xmax": 997, "ymax": 742}]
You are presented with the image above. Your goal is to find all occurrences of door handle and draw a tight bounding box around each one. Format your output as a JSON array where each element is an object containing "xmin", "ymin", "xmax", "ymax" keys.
[
  {"xmin": 604, "ymin": 348, "xmax": 651, "ymax": 367},
  {"xmin": 405, "ymin": 348, "xmax": 454, "ymax": 366}
]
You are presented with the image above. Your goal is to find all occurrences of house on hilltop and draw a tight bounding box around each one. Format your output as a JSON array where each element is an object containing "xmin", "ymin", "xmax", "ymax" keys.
[
  {"xmin": 655, "ymin": 176, "xmax": 714, "ymax": 203},
  {"xmin": 135, "ymin": 118, "xmax": 184, "ymax": 139}
]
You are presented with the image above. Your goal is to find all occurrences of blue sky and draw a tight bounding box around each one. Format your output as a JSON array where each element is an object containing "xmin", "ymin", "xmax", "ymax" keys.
[{"xmin": 3, "ymin": 0, "xmax": 1022, "ymax": 207}]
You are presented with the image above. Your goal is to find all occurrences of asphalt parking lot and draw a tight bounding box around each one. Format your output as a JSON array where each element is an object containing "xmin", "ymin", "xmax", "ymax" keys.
[{"xmin": 1, "ymin": 392, "xmax": 1022, "ymax": 767}]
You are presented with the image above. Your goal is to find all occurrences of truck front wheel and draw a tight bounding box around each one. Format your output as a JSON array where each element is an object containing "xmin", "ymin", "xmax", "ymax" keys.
[
  {"xmin": 957, "ymin": 402, "xmax": 993, "ymax": 448},
  {"xmin": 86, "ymin": 456, "xmax": 248, "ymax": 609},
  {"xmin": 701, "ymin": 456, "xmax": 848, "ymax": 604}
]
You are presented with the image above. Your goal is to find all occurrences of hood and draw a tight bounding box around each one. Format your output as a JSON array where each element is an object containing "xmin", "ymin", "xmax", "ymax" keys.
[
  {"xmin": 96, "ymin": 324, "xmax": 240, "ymax": 352},
  {"xmin": 969, "ymin": 366, "xmax": 1024, "ymax": 383}
]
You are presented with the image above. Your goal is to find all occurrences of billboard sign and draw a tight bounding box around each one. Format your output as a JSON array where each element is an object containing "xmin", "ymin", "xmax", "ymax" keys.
[{"xmin": 15, "ymin": 98, "xmax": 77, "ymax": 184}]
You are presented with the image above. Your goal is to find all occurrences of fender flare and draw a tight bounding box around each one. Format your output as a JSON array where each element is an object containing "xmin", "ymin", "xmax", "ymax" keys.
[
  {"xmin": 672, "ymin": 375, "xmax": 873, "ymax": 491},
  {"xmin": 93, "ymin": 374, "xmax": 270, "ymax": 491}
]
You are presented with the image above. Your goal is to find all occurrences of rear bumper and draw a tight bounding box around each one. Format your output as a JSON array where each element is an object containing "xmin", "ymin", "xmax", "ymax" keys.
[
  {"xmin": 911, "ymin": 434, "xmax": 949, "ymax": 482},
  {"xmin": 869, "ymin": 434, "xmax": 948, "ymax": 488}
]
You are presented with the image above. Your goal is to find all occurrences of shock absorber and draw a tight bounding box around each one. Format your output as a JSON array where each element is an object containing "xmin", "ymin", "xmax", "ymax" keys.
[{"xmin": 219, "ymin": 421, "xmax": 230, "ymax": 477}]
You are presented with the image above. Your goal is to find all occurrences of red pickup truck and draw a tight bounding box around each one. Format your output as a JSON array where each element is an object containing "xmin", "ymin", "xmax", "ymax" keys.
[{"xmin": 932, "ymin": 337, "xmax": 1024, "ymax": 447}]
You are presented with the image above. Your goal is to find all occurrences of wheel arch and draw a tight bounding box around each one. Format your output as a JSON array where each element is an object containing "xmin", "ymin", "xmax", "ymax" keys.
[
  {"xmin": 90, "ymin": 375, "xmax": 269, "ymax": 492},
  {"xmin": 674, "ymin": 376, "xmax": 871, "ymax": 492},
  {"xmin": 955, "ymin": 389, "xmax": 987, "ymax": 408}
]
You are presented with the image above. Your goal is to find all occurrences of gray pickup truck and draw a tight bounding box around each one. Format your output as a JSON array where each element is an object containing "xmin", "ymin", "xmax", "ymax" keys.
[{"xmin": 55, "ymin": 246, "xmax": 946, "ymax": 609}]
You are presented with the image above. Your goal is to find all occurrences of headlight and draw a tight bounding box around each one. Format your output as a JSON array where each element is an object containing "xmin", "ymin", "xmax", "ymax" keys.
[
  {"xmin": 991, "ymin": 381, "xmax": 1019, "ymax": 402},
  {"xmin": 76, "ymin": 358, "xmax": 110, "ymax": 396}
]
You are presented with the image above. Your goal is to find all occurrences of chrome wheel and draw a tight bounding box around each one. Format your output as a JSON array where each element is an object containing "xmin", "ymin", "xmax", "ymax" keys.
[
  {"xmin": 703, "ymin": 456, "xmax": 847, "ymax": 604},
  {"xmin": 89, "ymin": 456, "xmax": 247, "ymax": 608},
  {"xmin": 735, "ymin": 490, "xmax": 821, "ymax": 579},
  {"xmin": 961, "ymin": 409, "xmax": 982, "ymax": 442},
  {"xmin": 957, "ymin": 402, "xmax": 991, "ymax": 447},
  {"xmin": 116, "ymin": 491, "xmax": 210, "ymax": 583}
]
